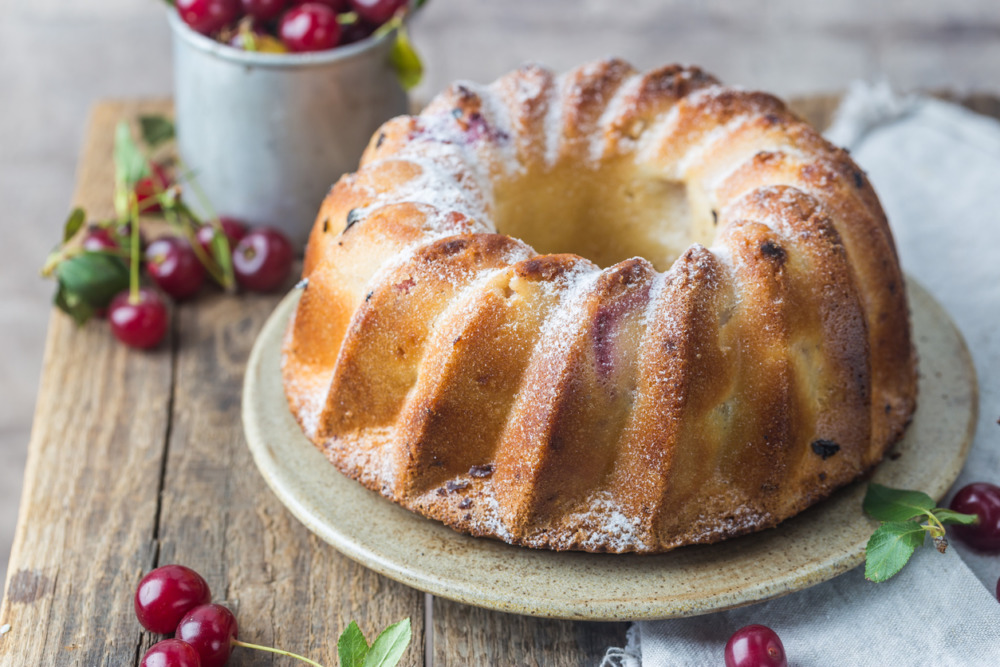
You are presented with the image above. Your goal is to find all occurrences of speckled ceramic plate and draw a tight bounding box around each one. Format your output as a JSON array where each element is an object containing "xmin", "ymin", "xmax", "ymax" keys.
[{"xmin": 243, "ymin": 277, "xmax": 976, "ymax": 621}]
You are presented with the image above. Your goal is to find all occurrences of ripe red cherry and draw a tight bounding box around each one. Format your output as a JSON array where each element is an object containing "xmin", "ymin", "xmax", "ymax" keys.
[
  {"xmin": 279, "ymin": 3, "xmax": 342, "ymax": 52},
  {"xmin": 724, "ymin": 625, "xmax": 787, "ymax": 667},
  {"xmin": 146, "ymin": 237, "xmax": 206, "ymax": 301},
  {"xmin": 340, "ymin": 18, "xmax": 375, "ymax": 44},
  {"xmin": 109, "ymin": 288, "xmax": 169, "ymax": 349},
  {"xmin": 349, "ymin": 0, "xmax": 406, "ymax": 25},
  {"xmin": 82, "ymin": 227, "xmax": 119, "ymax": 252},
  {"xmin": 135, "ymin": 163, "xmax": 171, "ymax": 214},
  {"xmin": 176, "ymin": 0, "xmax": 240, "ymax": 35},
  {"xmin": 134, "ymin": 565, "xmax": 212, "ymax": 634},
  {"xmin": 241, "ymin": 0, "xmax": 288, "ymax": 21},
  {"xmin": 949, "ymin": 482, "xmax": 1000, "ymax": 551},
  {"xmin": 115, "ymin": 221, "xmax": 150, "ymax": 251},
  {"xmin": 233, "ymin": 227, "xmax": 294, "ymax": 292},
  {"xmin": 140, "ymin": 639, "xmax": 202, "ymax": 667},
  {"xmin": 196, "ymin": 217, "xmax": 248, "ymax": 258},
  {"xmin": 177, "ymin": 604, "xmax": 238, "ymax": 667},
  {"xmin": 307, "ymin": 0, "xmax": 351, "ymax": 9}
]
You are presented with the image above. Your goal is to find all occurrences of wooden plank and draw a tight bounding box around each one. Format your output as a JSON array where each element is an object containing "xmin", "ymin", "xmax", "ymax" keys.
[
  {"xmin": 153, "ymin": 290, "xmax": 425, "ymax": 666},
  {"xmin": 0, "ymin": 100, "xmax": 425, "ymax": 666},
  {"xmin": 433, "ymin": 600, "xmax": 627, "ymax": 666},
  {"xmin": 0, "ymin": 315, "xmax": 174, "ymax": 666},
  {"xmin": 0, "ymin": 101, "xmax": 176, "ymax": 666}
]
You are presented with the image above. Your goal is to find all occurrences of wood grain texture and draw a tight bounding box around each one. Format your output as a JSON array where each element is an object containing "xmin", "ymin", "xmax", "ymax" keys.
[
  {"xmin": 154, "ymin": 291, "xmax": 425, "ymax": 666},
  {"xmin": 433, "ymin": 600, "xmax": 628, "ymax": 666},
  {"xmin": 0, "ymin": 101, "xmax": 176, "ymax": 667},
  {"xmin": 0, "ymin": 101, "xmax": 425, "ymax": 666}
]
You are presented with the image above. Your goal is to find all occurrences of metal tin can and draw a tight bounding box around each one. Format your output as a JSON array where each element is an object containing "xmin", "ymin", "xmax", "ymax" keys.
[{"xmin": 168, "ymin": 10, "xmax": 409, "ymax": 248}]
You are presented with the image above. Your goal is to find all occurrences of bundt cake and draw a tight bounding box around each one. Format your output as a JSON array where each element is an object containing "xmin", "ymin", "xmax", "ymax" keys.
[{"xmin": 281, "ymin": 59, "xmax": 917, "ymax": 553}]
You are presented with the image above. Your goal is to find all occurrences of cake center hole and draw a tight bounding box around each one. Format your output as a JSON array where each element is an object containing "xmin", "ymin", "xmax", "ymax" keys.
[{"xmin": 492, "ymin": 158, "xmax": 714, "ymax": 271}]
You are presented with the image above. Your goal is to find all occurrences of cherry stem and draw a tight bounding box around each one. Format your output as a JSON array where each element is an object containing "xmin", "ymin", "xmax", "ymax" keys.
[
  {"xmin": 128, "ymin": 196, "xmax": 141, "ymax": 304},
  {"xmin": 923, "ymin": 510, "xmax": 946, "ymax": 539},
  {"xmin": 232, "ymin": 639, "xmax": 325, "ymax": 667},
  {"xmin": 174, "ymin": 159, "xmax": 236, "ymax": 291}
]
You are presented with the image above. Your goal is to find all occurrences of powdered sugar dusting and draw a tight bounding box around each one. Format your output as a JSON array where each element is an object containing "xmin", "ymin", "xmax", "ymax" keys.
[
  {"xmin": 590, "ymin": 73, "xmax": 645, "ymax": 161},
  {"xmin": 549, "ymin": 491, "xmax": 649, "ymax": 551},
  {"xmin": 284, "ymin": 60, "xmax": 880, "ymax": 553},
  {"xmin": 475, "ymin": 490, "xmax": 514, "ymax": 542},
  {"xmin": 542, "ymin": 72, "xmax": 567, "ymax": 166}
]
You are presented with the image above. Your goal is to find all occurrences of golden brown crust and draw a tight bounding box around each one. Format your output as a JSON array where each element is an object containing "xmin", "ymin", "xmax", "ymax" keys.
[{"xmin": 281, "ymin": 60, "xmax": 917, "ymax": 553}]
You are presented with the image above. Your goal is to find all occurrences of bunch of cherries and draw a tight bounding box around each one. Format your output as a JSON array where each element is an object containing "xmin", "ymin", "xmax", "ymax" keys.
[
  {"xmin": 136, "ymin": 564, "xmax": 320, "ymax": 667},
  {"xmin": 84, "ymin": 162, "xmax": 294, "ymax": 350},
  {"xmin": 723, "ymin": 480, "xmax": 1000, "ymax": 667},
  {"xmin": 175, "ymin": 0, "xmax": 410, "ymax": 53}
]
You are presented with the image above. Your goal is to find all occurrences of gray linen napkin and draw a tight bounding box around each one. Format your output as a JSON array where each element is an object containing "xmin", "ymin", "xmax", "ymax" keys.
[{"xmin": 602, "ymin": 84, "xmax": 1000, "ymax": 666}]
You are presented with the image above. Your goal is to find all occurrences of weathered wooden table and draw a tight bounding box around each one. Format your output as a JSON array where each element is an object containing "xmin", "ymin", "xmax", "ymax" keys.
[{"xmin": 2, "ymin": 94, "xmax": 998, "ymax": 666}]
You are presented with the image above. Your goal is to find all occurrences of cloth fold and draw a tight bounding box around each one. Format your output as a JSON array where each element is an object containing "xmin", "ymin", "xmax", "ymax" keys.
[{"xmin": 603, "ymin": 84, "xmax": 1000, "ymax": 667}]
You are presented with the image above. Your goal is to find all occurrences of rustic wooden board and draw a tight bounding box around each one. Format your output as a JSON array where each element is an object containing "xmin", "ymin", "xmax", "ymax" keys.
[
  {"xmin": 2, "ymin": 92, "xmax": 999, "ymax": 665},
  {"xmin": 0, "ymin": 101, "xmax": 425, "ymax": 667}
]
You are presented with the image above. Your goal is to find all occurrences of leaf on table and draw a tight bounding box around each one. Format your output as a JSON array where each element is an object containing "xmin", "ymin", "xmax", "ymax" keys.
[
  {"xmin": 932, "ymin": 508, "xmax": 978, "ymax": 526},
  {"xmin": 114, "ymin": 121, "xmax": 150, "ymax": 189},
  {"xmin": 209, "ymin": 230, "xmax": 235, "ymax": 288},
  {"xmin": 62, "ymin": 208, "xmax": 86, "ymax": 243},
  {"xmin": 55, "ymin": 252, "xmax": 130, "ymax": 310},
  {"xmin": 54, "ymin": 282, "xmax": 96, "ymax": 326},
  {"xmin": 138, "ymin": 115, "xmax": 176, "ymax": 149},
  {"xmin": 863, "ymin": 483, "xmax": 935, "ymax": 522},
  {"xmin": 363, "ymin": 618, "xmax": 412, "ymax": 667},
  {"xmin": 337, "ymin": 620, "xmax": 370, "ymax": 667},
  {"xmin": 390, "ymin": 27, "xmax": 423, "ymax": 90},
  {"xmin": 864, "ymin": 521, "xmax": 927, "ymax": 582}
]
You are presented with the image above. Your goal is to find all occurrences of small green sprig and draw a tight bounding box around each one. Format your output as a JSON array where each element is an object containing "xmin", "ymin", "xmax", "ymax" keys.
[
  {"xmin": 337, "ymin": 618, "xmax": 412, "ymax": 667},
  {"xmin": 863, "ymin": 483, "xmax": 977, "ymax": 582},
  {"xmin": 42, "ymin": 114, "xmax": 239, "ymax": 325},
  {"xmin": 229, "ymin": 617, "xmax": 411, "ymax": 667}
]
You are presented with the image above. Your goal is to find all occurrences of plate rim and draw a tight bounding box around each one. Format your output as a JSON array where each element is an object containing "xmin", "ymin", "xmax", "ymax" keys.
[{"xmin": 242, "ymin": 276, "xmax": 977, "ymax": 620}]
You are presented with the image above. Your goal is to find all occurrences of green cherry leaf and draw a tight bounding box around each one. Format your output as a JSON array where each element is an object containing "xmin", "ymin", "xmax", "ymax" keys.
[
  {"xmin": 337, "ymin": 620, "xmax": 370, "ymax": 667},
  {"xmin": 55, "ymin": 252, "xmax": 130, "ymax": 309},
  {"xmin": 209, "ymin": 229, "xmax": 236, "ymax": 289},
  {"xmin": 363, "ymin": 618, "xmax": 412, "ymax": 667},
  {"xmin": 114, "ymin": 121, "xmax": 150, "ymax": 189},
  {"xmin": 932, "ymin": 508, "xmax": 979, "ymax": 526},
  {"xmin": 62, "ymin": 208, "xmax": 87, "ymax": 243},
  {"xmin": 138, "ymin": 115, "xmax": 176, "ymax": 149},
  {"xmin": 390, "ymin": 27, "xmax": 423, "ymax": 91},
  {"xmin": 863, "ymin": 483, "xmax": 936, "ymax": 522},
  {"xmin": 864, "ymin": 521, "xmax": 927, "ymax": 582},
  {"xmin": 54, "ymin": 282, "xmax": 95, "ymax": 326}
]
